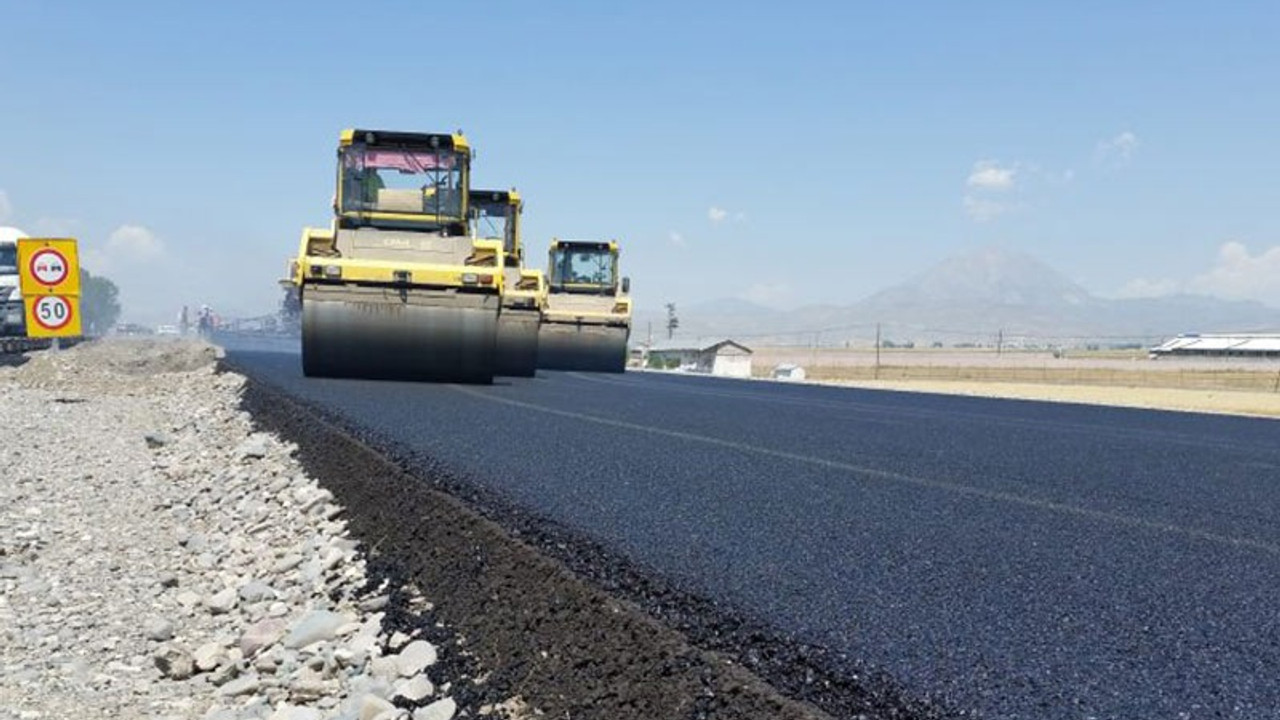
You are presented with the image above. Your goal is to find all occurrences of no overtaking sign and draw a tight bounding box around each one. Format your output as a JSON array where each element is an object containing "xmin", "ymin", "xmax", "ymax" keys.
[
  {"xmin": 18, "ymin": 238, "xmax": 80, "ymax": 295},
  {"xmin": 17, "ymin": 238, "xmax": 83, "ymax": 338}
]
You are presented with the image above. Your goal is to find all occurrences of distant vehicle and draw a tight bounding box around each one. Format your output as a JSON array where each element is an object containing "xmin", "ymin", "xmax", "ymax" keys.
[
  {"xmin": 0, "ymin": 227, "xmax": 29, "ymax": 338},
  {"xmin": 155, "ymin": 324, "xmax": 180, "ymax": 336},
  {"xmin": 114, "ymin": 323, "xmax": 154, "ymax": 336}
]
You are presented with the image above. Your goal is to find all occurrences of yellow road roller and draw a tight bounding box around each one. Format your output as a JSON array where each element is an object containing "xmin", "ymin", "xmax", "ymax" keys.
[
  {"xmin": 287, "ymin": 129, "xmax": 504, "ymax": 383},
  {"xmin": 537, "ymin": 239, "xmax": 632, "ymax": 373},
  {"xmin": 470, "ymin": 189, "xmax": 547, "ymax": 377}
]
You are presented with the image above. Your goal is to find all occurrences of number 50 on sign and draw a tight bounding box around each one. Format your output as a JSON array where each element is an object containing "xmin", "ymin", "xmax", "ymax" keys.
[{"xmin": 24, "ymin": 294, "xmax": 82, "ymax": 338}]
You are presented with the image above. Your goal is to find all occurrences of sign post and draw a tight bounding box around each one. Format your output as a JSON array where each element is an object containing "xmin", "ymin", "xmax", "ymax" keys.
[{"xmin": 17, "ymin": 238, "xmax": 82, "ymax": 338}]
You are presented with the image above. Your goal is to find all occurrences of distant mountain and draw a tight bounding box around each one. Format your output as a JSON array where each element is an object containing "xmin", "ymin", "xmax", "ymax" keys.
[
  {"xmin": 639, "ymin": 247, "xmax": 1279, "ymax": 347},
  {"xmin": 859, "ymin": 247, "xmax": 1094, "ymax": 310}
]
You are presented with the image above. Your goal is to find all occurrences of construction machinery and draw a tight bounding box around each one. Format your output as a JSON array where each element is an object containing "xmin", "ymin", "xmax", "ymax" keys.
[
  {"xmin": 286, "ymin": 129, "xmax": 504, "ymax": 383},
  {"xmin": 537, "ymin": 239, "xmax": 631, "ymax": 372},
  {"xmin": 470, "ymin": 189, "xmax": 546, "ymax": 377}
]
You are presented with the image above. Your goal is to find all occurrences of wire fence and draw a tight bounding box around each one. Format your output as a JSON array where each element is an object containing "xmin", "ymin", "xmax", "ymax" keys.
[
  {"xmin": 666, "ymin": 319, "xmax": 1182, "ymax": 352},
  {"xmin": 766, "ymin": 362, "xmax": 1280, "ymax": 393}
]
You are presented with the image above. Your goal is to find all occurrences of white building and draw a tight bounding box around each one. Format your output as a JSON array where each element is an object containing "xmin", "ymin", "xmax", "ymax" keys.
[
  {"xmin": 1150, "ymin": 334, "xmax": 1280, "ymax": 359},
  {"xmin": 644, "ymin": 339, "xmax": 754, "ymax": 378},
  {"xmin": 773, "ymin": 363, "xmax": 807, "ymax": 381}
]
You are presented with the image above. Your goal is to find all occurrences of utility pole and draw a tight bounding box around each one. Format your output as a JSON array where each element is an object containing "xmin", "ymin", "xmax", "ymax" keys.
[{"xmin": 874, "ymin": 322, "xmax": 881, "ymax": 380}]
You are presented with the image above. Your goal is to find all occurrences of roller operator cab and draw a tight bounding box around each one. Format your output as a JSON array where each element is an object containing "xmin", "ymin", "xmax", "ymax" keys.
[
  {"xmin": 537, "ymin": 239, "xmax": 632, "ymax": 373},
  {"xmin": 290, "ymin": 129, "xmax": 504, "ymax": 383},
  {"xmin": 471, "ymin": 189, "xmax": 546, "ymax": 377}
]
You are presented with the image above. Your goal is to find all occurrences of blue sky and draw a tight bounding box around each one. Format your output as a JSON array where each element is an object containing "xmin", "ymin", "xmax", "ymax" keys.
[{"xmin": 2, "ymin": 1, "xmax": 1279, "ymax": 323}]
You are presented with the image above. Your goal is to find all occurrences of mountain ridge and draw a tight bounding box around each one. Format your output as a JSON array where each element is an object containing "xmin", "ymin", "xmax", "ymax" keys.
[{"xmin": 635, "ymin": 247, "xmax": 1278, "ymax": 345}]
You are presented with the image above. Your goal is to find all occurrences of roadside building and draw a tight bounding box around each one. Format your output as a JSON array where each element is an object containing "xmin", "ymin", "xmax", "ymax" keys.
[
  {"xmin": 1150, "ymin": 334, "xmax": 1280, "ymax": 359},
  {"xmin": 644, "ymin": 338, "xmax": 754, "ymax": 378},
  {"xmin": 773, "ymin": 363, "xmax": 807, "ymax": 381}
]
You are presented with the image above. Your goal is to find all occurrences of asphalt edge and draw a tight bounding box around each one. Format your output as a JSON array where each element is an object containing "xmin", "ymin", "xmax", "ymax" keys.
[{"xmin": 226, "ymin": 358, "xmax": 957, "ymax": 720}]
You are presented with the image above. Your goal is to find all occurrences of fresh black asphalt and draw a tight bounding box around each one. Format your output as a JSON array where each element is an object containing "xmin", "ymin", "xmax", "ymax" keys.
[{"xmin": 226, "ymin": 345, "xmax": 1280, "ymax": 719}]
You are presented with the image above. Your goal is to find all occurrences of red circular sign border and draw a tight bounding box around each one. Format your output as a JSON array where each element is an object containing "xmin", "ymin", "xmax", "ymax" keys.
[
  {"xmin": 28, "ymin": 247, "xmax": 70, "ymax": 288},
  {"xmin": 33, "ymin": 296, "xmax": 74, "ymax": 331}
]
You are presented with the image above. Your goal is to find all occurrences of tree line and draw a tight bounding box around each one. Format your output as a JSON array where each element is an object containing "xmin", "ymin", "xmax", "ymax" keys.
[{"xmin": 79, "ymin": 267, "xmax": 121, "ymax": 335}]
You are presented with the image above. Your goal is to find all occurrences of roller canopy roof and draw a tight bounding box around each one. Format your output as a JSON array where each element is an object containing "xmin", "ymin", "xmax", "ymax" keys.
[{"xmin": 341, "ymin": 129, "xmax": 468, "ymax": 151}]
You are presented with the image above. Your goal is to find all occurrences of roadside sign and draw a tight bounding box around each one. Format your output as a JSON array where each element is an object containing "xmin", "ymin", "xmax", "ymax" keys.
[
  {"xmin": 17, "ymin": 238, "xmax": 80, "ymax": 296},
  {"xmin": 29, "ymin": 248, "xmax": 70, "ymax": 286},
  {"xmin": 24, "ymin": 294, "xmax": 82, "ymax": 337}
]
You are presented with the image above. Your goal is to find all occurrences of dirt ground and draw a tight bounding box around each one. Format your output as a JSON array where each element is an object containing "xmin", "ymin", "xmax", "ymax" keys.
[
  {"xmin": 823, "ymin": 378, "xmax": 1280, "ymax": 418},
  {"xmin": 746, "ymin": 347, "xmax": 1280, "ymax": 418}
]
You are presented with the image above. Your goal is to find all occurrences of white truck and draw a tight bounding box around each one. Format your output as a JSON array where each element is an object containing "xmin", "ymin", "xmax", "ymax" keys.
[{"xmin": 0, "ymin": 227, "xmax": 28, "ymax": 338}]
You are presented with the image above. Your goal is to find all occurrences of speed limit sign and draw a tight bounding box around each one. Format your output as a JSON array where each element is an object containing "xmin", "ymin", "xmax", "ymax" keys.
[{"xmin": 24, "ymin": 294, "xmax": 82, "ymax": 337}]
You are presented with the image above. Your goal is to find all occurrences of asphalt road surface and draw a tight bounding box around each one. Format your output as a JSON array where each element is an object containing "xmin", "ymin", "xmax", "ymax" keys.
[{"xmin": 226, "ymin": 345, "xmax": 1280, "ymax": 719}]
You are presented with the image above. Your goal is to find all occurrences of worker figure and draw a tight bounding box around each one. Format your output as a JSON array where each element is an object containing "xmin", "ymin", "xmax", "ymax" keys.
[
  {"xmin": 179, "ymin": 305, "xmax": 190, "ymax": 335},
  {"xmin": 360, "ymin": 167, "xmax": 385, "ymax": 204},
  {"xmin": 197, "ymin": 305, "xmax": 212, "ymax": 337}
]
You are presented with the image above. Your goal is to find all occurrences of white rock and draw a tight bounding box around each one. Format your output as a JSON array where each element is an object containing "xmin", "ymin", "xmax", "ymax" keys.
[
  {"xmin": 235, "ymin": 435, "xmax": 271, "ymax": 460},
  {"xmin": 413, "ymin": 698, "xmax": 456, "ymax": 720},
  {"xmin": 357, "ymin": 694, "xmax": 397, "ymax": 720},
  {"xmin": 238, "ymin": 580, "xmax": 276, "ymax": 603},
  {"xmin": 282, "ymin": 610, "xmax": 349, "ymax": 649},
  {"xmin": 205, "ymin": 587, "xmax": 238, "ymax": 615},
  {"xmin": 369, "ymin": 656, "xmax": 399, "ymax": 683},
  {"xmin": 268, "ymin": 706, "xmax": 323, "ymax": 720},
  {"xmin": 144, "ymin": 619, "xmax": 175, "ymax": 642},
  {"xmin": 152, "ymin": 644, "xmax": 194, "ymax": 680},
  {"xmin": 240, "ymin": 618, "xmax": 288, "ymax": 657},
  {"xmin": 217, "ymin": 674, "xmax": 261, "ymax": 697},
  {"xmin": 393, "ymin": 674, "xmax": 435, "ymax": 702},
  {"xmin": 193, "ymin": 642, "xmax": 224, "ymax": 672},
  {"xmin": 394, "ymin": 640, "xmax": 438, "ymax": 677}
]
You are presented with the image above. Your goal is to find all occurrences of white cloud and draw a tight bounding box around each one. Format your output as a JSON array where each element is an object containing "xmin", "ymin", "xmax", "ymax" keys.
[
  {"xmin": 107, "ymin": 224, "xmax": 165, "ymax": 262},
  {"xmin": 708, "ymin": 206, "xmax": 728, "ymax": 223},
  {"xmin": 962, "ymin": 195, "xmax": 1008, "ymax": 222},
  {"xmin": 1187, "ymin": 241, "xmax": 1280, "ymax": 306},
  {"xmin": 1095, "ymin": 131, "xmax": 1139, "ymax": 166},
  {"xmin": 0, "ymin": 190, "xmax": 12, "ymax": 223},
  {"xmin": 82, "ymin": 224, "xmax": 165, "ymax": 276},
  {"xmin": 963, "ymin": 160, "xmax": 1020, "ymax": 222},
  {"xmin": 966, "ymin": 160, "xmax": 1017, "ymax": 191},
  {"xmin": 668, "ymin": 231, "xmax": 685, "ymax": 247},
  {"xmin": 1112, "ymin": 241, "xmax": 1280, "ymax": 307}
]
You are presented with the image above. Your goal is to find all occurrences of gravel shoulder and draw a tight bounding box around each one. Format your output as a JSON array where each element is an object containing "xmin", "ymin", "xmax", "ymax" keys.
[
  {"xmin": 2, "ymin": 338, "xmax": 840, "ymax": 720},
  {"xmin": 0, "ymin": 339, "xmax": 473, "ymax": 720}
]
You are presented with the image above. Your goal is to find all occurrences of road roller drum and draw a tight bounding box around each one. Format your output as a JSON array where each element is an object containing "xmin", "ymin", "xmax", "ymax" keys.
[
  {"xmin": 536, "ymin": 322, "xmax": 628, "ymax": 373},
  {"xmin": 302, "ymin": 285, "xmax": 498, "ymax": 383},
  {"xmin": 495, "ymin": 308, "xmax": 539, "ymax": 377}
]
